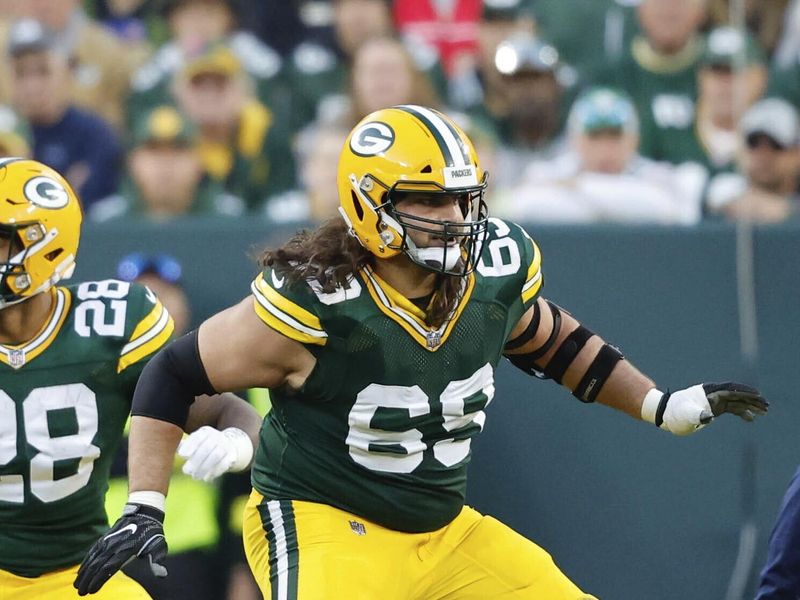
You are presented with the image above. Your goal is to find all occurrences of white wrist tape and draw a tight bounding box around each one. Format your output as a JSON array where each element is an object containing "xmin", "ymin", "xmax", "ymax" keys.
[
  {"xmin": 128, "ymin": 490, "xmax": 166, "ymax": 512},
  {"xmin": 641, "ymin": 387, "xmax": 664, "ymax": 425},
  {"xmin": 222, "ymin": 427, "xmax": 254, "ymax": 472}
]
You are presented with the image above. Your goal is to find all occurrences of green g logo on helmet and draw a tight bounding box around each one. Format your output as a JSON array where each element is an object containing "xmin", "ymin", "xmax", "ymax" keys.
[{"xmin": 349, "ymin": 122, "xmax": 395, "ymax": 157}]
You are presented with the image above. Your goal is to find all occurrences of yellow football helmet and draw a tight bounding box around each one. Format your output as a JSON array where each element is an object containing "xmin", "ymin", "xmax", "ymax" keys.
[
  {"xmin": 337, "ymin": 105, "xmax": 489, "ymax": 276},
  {"xmin": 0, "ymin": 158, "xmax": 82, "ymax": 308}
]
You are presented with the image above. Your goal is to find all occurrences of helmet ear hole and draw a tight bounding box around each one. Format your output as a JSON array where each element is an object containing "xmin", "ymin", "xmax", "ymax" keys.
[
  {"xmin": 350, "ymin": 191, "xmax": 364, "ymax": 221},
  {"xmin": 44, "ymin": 248, "xmax": 63, "ymax": 262},
  {"xmin": 420, "ymin": 165, "xmax": 432, "ymax": 173}
]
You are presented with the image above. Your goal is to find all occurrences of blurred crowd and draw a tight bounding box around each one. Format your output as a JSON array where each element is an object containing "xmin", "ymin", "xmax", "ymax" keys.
[{"xmin": 1, "ymin": 0, "xmax": 800, "ymax": 227}]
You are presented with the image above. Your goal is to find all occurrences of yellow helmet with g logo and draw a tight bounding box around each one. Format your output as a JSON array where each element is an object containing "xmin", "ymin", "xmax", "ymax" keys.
[
  {"xmin": 0, "ymin": 158, "xmax": 82, "ymax": 308},
  {"xmin": 337, "ymin": 105, "xmax": 489, "ymax": 276}
]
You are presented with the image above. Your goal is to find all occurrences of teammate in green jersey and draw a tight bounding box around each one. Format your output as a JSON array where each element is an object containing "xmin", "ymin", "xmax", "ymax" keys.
[
  {"xmin": 0, "ymin": 158, "xmax": 262, "ymax": 600},
  {"xmin": 76, "ymin": 106, "xmax": 768, "ymax": 599}
]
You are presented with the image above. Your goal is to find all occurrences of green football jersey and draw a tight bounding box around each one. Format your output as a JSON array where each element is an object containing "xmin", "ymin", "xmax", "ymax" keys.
[
  {"xmin": 250, "ymin": 218, "xmax": 542, "ymax": 533},
  {"xmin": 0, "ymin": 280, "xmax": 174, "ymax": 577}
]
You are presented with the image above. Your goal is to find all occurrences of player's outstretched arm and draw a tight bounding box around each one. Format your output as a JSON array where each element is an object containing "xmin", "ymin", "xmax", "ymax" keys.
[
  {"xmin": 75, "ymin": 298, "xmax": 314, "ymax": 596},
  {"xmin": 504, "ymin": 297, "xmax": 768, "ymax": 436}
]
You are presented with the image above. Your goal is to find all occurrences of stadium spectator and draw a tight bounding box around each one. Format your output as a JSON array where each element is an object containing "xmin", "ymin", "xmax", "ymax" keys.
[
  {"xmin": 484, "ymin": 32, "xmax": 573, "ymax": 189},
  {"xmin": 116, "ymin": 253, "xmax": 192, "ymax": 336},
  {"xmin": 170, "ymin": 43, "xmax": 295, "ymax": 209},
  {"xmin": 531, "ymin": 0, "xmax": 639, "ymax": 79},
  {"xmin": 8, "ymin": 19, "xmax": 122, "ymax": 211},
  {"xmin": 90, "ymin": 104, "xmax": 245, "ymax": 221},
  {"xmin": 286, "ymin": 0, "xmax": 445, "ymax": 132},
  {"xmin": 127, "ymin": 0, "xmax": 285, "ymax": 131},
  {"xmin": 392, "ymin": 0, "xmax": 480, "ymax": 75},
  {"xmin": 0, "ymin": 0, "xmax": 148, "ymax": 130},
  {"xmin": 591, "ymin": 0, "xmax": 708, "ymax": 160},
  {"xmin": 707, "ymin": 98, "xmax": 800, "ymax": 222},
  {"xmin": 448, "ymin": 0, "xmax": 536, "ymax": 112},
  {"xmin": 264, "ymin": 119, "xmax": 351, "ymax": 224},
  {"xmin": 653, "ymin": 26, "xmax": 767, "ymax": 174},
  {"xmin": 756, "ymin": 465, "xmax": 800, "ymax": 599},
  {"xmin": 348, "ymin": 36, "xmax": 441, "ymax": 123},
  {"xmin": 499, "ymin": 87, "xmax": 704, "ymax": 224},
  {"xmin": 0, "ymin": 104, "xmax": 31, "ymax": 157},
  {"xmin": 392, "ymin": 0, "xmax": 535, "ymax": 79}
]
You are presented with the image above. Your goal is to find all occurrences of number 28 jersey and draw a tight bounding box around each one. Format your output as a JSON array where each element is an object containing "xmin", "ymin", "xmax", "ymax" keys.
[
  {"xmin": 0, "ymin": 280, "xmax": 174, "ymax": 577},
  {"xmin": 250, "ymin": 219, "xmax": 543, "ymax": 533}
]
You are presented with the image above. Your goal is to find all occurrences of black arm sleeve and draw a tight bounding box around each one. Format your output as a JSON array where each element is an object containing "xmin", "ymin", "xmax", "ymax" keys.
[{"xmin": 131, "ymin": 330, "xmax": 217, "ymax": 428}]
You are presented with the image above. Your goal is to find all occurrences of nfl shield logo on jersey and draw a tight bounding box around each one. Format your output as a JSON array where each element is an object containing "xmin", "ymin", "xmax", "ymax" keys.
[
  {"xmin": 9, "ymin": 349, "xmax": 25, "ymax": 368},
  {"xmin": 426, "ymin": 331, "xmax": 442, "ymax": 349},
  {"xmin": 349, "ymin": 520, "xmax": 367, "ymax": 536}
]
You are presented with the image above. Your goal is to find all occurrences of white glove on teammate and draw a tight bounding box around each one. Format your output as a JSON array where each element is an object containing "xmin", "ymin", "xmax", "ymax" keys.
[
  {"xmin": 177, "ymin": 426, "xmax": 254, "ymax": 482},
  {"xmin": 641, "ymin": 382, "xmax": 768, "ymax": 436}
]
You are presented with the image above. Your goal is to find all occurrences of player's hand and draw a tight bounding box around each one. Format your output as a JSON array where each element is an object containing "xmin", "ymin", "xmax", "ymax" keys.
[
  {"xmin": 644, "ymin": 382, "xmax": 768, "ymax": 436},
  {"xmin": 74, "ymin": 503, "xmax": 167, "ymax": 596},
  {"xmin": 701, "ymin": 382, "xmax": 769, "ymax": 422},
  {"xmin": 177, "ymin": 426, "xmax": 254, "ymax": 482}
]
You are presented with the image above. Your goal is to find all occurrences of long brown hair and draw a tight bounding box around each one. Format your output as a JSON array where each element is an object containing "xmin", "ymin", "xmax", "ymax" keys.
[{"xmin": 259, "ymin": 218, "xmax": 464, "ymax": 328}]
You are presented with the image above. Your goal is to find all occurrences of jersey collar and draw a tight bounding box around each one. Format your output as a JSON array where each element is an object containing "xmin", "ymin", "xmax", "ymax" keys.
[
  {"xmin": 0, "ymin": 287, "xmax": 72, "ymax": 369},
  {"xmin": 359, "ymin": 266, "xmax": 475, "ymax": 352}
]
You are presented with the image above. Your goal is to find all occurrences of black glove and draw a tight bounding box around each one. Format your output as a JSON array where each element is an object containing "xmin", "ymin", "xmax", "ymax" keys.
[
  {"xmin": 74, "ymin": 503, "xmax": 168, "ymax": 596},
  {"xmin": 700, "ymin": 381, "xmax": 769, "ymax": 424}
]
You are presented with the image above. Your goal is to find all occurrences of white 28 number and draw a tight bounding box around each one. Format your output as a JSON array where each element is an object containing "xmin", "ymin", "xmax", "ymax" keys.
[
  {"xmin": 0, "ymin": 384, "xmax": 100, "ymax": 503},
  {"xmin": 74, "ymin": 280, "xmax": 130, "ymax": 337}
]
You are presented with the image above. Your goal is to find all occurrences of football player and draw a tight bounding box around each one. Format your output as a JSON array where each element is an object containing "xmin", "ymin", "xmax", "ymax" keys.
[
  {"xmin": 0, "ymin": 158, "xmax": 261, "ymax": 600},
  {"xmin": 75, "ymin": 106, "xmax": 768, "ymax": 599}
]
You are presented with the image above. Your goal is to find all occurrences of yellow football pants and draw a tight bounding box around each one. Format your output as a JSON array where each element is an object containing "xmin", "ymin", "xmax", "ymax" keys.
[
  {"xmin": 243, "ymin": 490, "xmax": 597, "ymax": 600},
  {"xmin": 0, "ymin": 564, "xmax": 151, "ymax": 600}
]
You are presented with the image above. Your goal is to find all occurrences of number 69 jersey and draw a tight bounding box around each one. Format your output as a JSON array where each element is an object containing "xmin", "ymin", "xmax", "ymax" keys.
[
  {"xmin": 250, "ymin": 219, "xmax": 542, "ymax": 533},
  {"xmin": 0, "ymin": 280, "xmax": 174, "ymax": 577}
]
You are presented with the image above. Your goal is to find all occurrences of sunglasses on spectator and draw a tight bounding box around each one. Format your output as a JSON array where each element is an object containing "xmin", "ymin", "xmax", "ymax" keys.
[
  {"xmin": 116, "ymin": 253, "xmax": 183, "ymax": 284},
  {"xmin": 745, "ymin": 133, "xmax": 787, "ymax": 151}
]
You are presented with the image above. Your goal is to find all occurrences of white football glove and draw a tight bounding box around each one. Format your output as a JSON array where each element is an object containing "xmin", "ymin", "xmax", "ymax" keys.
[
  {"xmin": 641, "ymin": 382, "xmax": 768, "ymax": 436},
  {"xmin": 177, "ymin": 426, "xmax": 254, "ymax": 482}
]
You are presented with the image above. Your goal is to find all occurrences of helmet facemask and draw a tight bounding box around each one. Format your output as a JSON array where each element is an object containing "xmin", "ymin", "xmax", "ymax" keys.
[
  {"xmin": 364, "ymin": 174, "xmax": 489, "ymax": 276},
  {"xmin": 0, "ymin": 223, "xmax": 34, "ymax": 307},
  {"xmin": 0, "ymin": 221, "xmax": 68, "ymax": 309}
]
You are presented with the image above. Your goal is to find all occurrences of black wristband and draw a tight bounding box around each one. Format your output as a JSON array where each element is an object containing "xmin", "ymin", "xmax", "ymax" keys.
[
  {"xmin": 654, "ymin": 390, "xmax": 671, "ymax": 428},
  {"xmin": 131, "ymin": 330, "xmax": 216, "ymax": 428}
]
